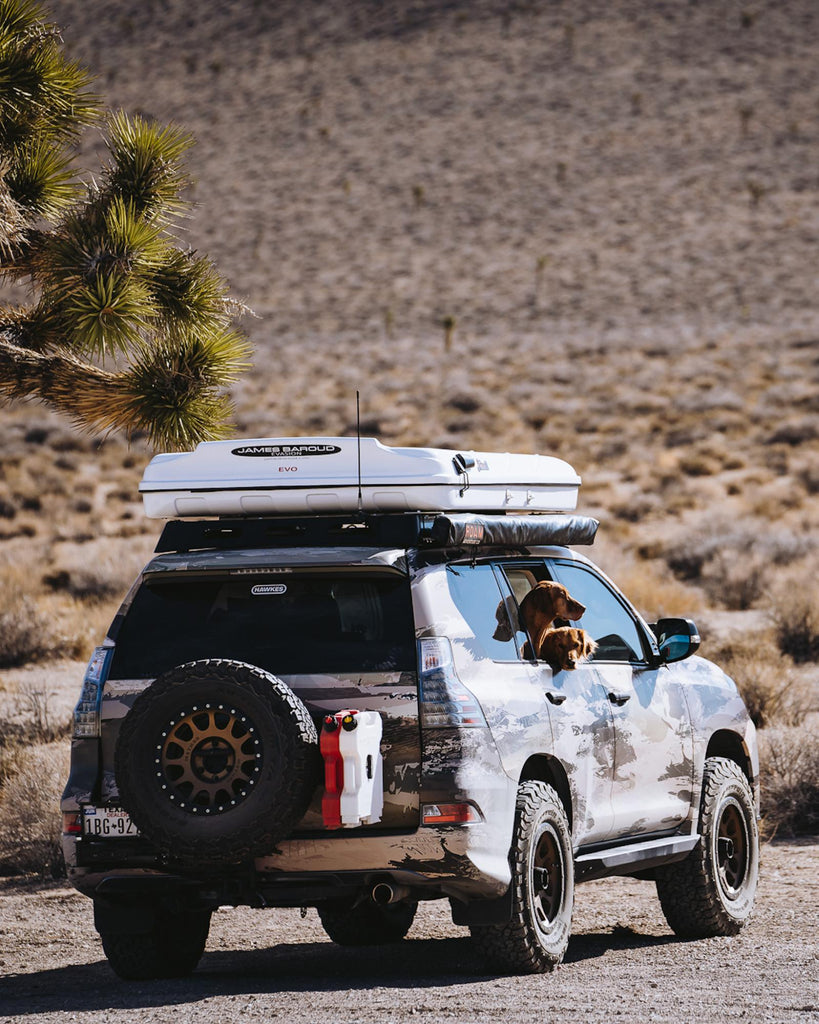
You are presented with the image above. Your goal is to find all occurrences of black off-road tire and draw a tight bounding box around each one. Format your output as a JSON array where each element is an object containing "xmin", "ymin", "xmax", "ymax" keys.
[
  {"xmin": 318, "ymin": 897, "xmax": 418, "ymax": 945},
  {"xmin": 470, "ymin": 780, "xmax": 574, "ymax": 974},
  {"xmin": 115, "ymin": 659, "xmax": 320, "ymax": 866},
  {"xmin": 655, "ymin": 757, "xmax": 759, "ymax": 938},
  {"xmin": 99, "ymin": 908, "xmax": 211, "ymax": 980}
]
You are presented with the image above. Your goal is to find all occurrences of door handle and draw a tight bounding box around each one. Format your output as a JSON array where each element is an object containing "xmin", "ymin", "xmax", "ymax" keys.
[
  {"xmin": 608, "ymin": 690, "xmax": 631, "ymax": 706},
  {"xmin": 545, "ymin": 690, "xmax": 567, "ymax": 705}
]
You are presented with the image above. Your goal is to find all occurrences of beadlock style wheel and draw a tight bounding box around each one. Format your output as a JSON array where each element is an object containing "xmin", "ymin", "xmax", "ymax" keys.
[
  {"xmin": 470, "ymin": 780, "xmax": 574, "ymax": 974},
  {"xmin": 115, "ymin": 660, "xmax": 320, "ymax": 866},
  {"xmin": 655, "ymin": 757, "xmax": 759, "ymax": 938},
  {"xmin": 158, "ymin": 703, "xmax": 263, "ymax": 815},
  {"xmin": 715, "ymin": 796, "xmax": 750, "ymax": 900}
]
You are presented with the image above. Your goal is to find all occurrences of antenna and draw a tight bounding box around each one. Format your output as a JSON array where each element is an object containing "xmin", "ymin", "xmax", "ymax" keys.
[{"xmin": 356, "ymin": 390, "xmax": 363, "ymax": 513}]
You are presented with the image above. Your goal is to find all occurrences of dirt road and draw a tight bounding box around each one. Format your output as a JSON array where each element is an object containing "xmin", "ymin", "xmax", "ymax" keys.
[{"xmin": 0, "ymin": 842, "xmax": 816, "ymax": 1024}]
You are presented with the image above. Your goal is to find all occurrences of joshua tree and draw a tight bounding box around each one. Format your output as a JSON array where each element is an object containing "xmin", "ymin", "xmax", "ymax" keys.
[{"xmin": 0, "ymin": 0, "xmax": 249, "ymax": 450}]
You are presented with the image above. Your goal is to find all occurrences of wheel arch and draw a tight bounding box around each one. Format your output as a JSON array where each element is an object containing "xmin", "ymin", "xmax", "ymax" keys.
[
  {"xmin": 518, "ymin": 754, "xmax": 573, "ymax": 832},
  {"xmin": 704, "ymin": 729, "xmax": 754, "ymax": 785}
]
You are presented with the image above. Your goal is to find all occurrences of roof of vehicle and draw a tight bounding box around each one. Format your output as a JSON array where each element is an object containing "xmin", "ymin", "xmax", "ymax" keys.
[{"xmin": 143, "ymin": 546, "xmax": 409, "ymax": 575}]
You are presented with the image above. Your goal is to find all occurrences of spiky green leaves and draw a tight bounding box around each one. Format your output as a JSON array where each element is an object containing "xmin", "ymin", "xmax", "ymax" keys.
[
  {"xmin": 0, "ymin": 0, "xmax": 95, "ymax": 161},
  {"xmin": 104, "ymin": 113, "xmax": 192, "ymax": 220},
  {"xmin": 0, "ymin": 2, "xmax": 249, "ymax": 450}
]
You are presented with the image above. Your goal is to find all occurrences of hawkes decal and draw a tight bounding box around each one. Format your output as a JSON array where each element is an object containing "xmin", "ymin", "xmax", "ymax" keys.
[
  {"xmin": 231, "ymin": 444, "xmax": 342, "ymax": 458},
  {"xmin": 251, "ymin": 584, "xmax": 288, "ymax": 596}
]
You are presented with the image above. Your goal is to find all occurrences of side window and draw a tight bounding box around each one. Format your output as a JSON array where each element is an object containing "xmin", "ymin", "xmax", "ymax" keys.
[
  {"xmin": 547, "ymin": 561, "xmax": 647, "ymax": 663},
  {"xmin": 499, "ymin": 563, "xmax": 553, "ymax": 659},
  {"xmin": 445, "ymin": 564, "xmax": 520, "ymax": 661}
]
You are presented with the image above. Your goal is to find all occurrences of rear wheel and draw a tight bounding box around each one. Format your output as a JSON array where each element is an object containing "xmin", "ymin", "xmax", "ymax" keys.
[
  {"xmin": 470, "ymin": 780, "xmax": 573, "ymax": 973},
  {"xmin": 99, "ymin": 908, "xmax": 211, "ymax": 980},
  {"xmin": 655, "ymin": 757, "xmax": 759, "ymax": 938},
  {"xmin": 318, "ymin": 897, "xmax": 418, "ymax": 945}
]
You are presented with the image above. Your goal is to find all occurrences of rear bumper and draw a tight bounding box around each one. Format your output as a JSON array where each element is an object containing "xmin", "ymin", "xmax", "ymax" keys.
[{"xmin": 63, "ymin": 819, "xmax": 511, "ymax": 904}]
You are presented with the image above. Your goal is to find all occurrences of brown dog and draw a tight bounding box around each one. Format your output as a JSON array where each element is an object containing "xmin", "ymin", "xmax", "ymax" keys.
[
  {"xmin": 538, "ymin": 627, "xmax": 597, "ymax": 672},
  {"xmin": 517, "ymin": 581, "xmax": 586, "ymax": 660}
]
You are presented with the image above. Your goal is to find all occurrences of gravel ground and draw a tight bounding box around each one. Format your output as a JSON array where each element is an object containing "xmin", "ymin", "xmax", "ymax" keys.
[{"xmin": 1, "ymin": 841, "xmax": 816, "ymax": 1024}]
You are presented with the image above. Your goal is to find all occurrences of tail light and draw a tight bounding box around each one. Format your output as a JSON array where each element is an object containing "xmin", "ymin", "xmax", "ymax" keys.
[
  {"xmin": 422, "ymin": 802, "xmax": 482, "ymax": 824},
  {"xmin": 72, "ymin": 646, "xmax": 113, "ymax": 738},
  {"xmin": 62, "ymin": 812, "xmax": 82, "ymax": 835},
  {"xmin": 418, "ymin": 637, "xmax": 487, "ymax": 728}
]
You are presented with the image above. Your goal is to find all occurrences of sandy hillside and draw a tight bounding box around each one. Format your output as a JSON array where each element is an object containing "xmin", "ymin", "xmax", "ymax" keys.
[{"xmin": 1, "ymin": 2, "xmax": 818, "ymax": 661}]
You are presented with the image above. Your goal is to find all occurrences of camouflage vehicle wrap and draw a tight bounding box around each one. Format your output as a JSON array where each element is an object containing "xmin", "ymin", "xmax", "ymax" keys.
[{"xmin": 61, "ymin": 512, "xmax": 760, "ymax": 977}]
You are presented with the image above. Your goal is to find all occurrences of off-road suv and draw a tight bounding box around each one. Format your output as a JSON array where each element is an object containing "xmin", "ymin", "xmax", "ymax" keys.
[{"xmin": 62, "ymin": 510, "xmax": 759, "ymax": 979}]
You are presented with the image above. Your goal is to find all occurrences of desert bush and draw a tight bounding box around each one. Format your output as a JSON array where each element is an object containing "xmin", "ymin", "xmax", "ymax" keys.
[
  {"xmin": 660, "ymin": 522, "xmax": 814, "ymax": 611},
  {"xmin": 758, "ymin": 725, "xmax": 819, "ymax": 837},
  {"xmin": 0, "ymin": 580, "xmax": 61, "ymax": 669},
  {"xmin": 43, "ymin": 542, "xmax": 141, "ymax": 605},
  {"xmin": 708, "ymin": 635, "xmax": 811, "ymax": 728},
  {"xmin": 0, "ymin": 742, "xmax": 70, "ymax": 877},
  {"xmin": 769, "ymin": 588, "xmax": 819, "ymax": 663}
]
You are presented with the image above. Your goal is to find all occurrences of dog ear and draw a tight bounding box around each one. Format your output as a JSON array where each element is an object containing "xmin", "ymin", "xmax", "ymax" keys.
[{"xmin": 581, "ymin": 631, "xmax": 597, "ymax": 659}]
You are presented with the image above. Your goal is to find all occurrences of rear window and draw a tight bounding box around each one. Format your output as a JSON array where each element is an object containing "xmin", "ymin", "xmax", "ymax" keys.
[{"xmin": 110, "ymin": 572, "xmax": 416, "ymax": 678}]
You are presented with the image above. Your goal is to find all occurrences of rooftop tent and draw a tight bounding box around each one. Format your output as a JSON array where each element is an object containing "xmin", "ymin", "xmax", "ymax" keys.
[{"xmin": 139, "ymin": 437, "xmax": 582, "ymax": 519}]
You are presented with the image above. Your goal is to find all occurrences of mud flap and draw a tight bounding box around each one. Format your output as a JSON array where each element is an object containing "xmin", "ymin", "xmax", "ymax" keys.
[{"xmin": 449, "ymin": 888, "xmax": 513, "ymax": 926}]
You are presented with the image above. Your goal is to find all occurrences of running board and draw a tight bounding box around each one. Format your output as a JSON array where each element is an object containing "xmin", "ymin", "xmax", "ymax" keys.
[{"xmin": 574, "ymin": 834, "xmax": 700, "ymax": 882}]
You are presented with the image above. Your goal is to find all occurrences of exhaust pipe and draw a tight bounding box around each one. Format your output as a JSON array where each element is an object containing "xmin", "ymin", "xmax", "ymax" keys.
[{"xmin": 371, "ymin": 882, "xmax": 411, "ymax": 905}]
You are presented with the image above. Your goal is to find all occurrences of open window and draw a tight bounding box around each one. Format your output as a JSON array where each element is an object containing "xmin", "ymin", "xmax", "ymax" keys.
[{"xmin": 546, "ymin": 560, "xmax": 648, "ymax": 663}]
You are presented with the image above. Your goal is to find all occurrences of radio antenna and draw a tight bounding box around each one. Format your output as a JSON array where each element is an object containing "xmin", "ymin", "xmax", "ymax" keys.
[{"xmin": 356, "ymin": 390, "xmax": 363, "ymax": 513}]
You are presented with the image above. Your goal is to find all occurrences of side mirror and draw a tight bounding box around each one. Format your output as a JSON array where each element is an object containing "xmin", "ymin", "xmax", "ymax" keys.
[{"xmin": 651, "ymin": 617, "xmax": 701, "ymax": 664}]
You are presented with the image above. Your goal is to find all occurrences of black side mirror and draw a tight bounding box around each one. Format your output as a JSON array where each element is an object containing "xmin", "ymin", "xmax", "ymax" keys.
[{"xmin": 651, "ymin": 617, "xmax": 701, "ymax": 664}]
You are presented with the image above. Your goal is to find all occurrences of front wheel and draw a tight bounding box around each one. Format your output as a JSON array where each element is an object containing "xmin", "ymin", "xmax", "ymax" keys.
[
  {"xmin": 470, "ymin": 780, "xmax": 574, "ymax": 974},
  {"xmin": 656, "ymin": 756, "xmax": 759, "ymax": 938},
  {"xmin": 99, "ymin": 907, "xmax": 212, "ymax": 980}
]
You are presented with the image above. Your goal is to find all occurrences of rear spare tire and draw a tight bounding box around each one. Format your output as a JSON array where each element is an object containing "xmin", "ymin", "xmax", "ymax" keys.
[{"xmin": 115, "ymin": 659, "xmax": 319, "ymax": 866}]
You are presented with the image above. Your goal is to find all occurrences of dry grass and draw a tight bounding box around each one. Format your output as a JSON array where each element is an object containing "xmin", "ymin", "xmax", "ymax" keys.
[
  {"xmin": 707, "ymin": 633, "xmax": 814, "ymax": 729},
  {"xmin": 0, "ymin": 742, "xmax": 70, "ymax": 877},
  {"xmin": 769, "ymin": 580, "xmax": 819, "ymax": 664},
  {"xmin": 0, "ymin": 571, "xmax": 62, "ymax": 670},
  {"xmin": 759, "ymin": 724, "xmax": 819, "ymax": 838}
]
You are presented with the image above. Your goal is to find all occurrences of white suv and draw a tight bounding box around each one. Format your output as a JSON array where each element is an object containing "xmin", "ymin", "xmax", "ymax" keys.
[{"xmin": 62, "ymin": 508, "xmax": 759, "ymax": 979}]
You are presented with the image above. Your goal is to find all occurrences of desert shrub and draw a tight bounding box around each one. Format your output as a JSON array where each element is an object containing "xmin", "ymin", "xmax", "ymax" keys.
[
  {"xmin": 660, "ymin": 523, "xmax": 814, "ymax": 611},
  {"xmin": 770, "ymin": 589, "xmax": 819, "ymax": 663},
  {"xmin": 0, "ymin": 742, "xmax": 70, "ymax": 876},
  {"xmin": 708, "ymin": 636, "xmax": 810, "ymax": 728},
  {"xmin": 43, "ymin": 543, "xmax": 140, "ymax": 604},
  {"xmin": 758, "ymin": 725, "xmax": 819, "ymax": 837},
  {"xmin": 0, "ymin": 581, "xmax": 60, "ymax": 669},
  {"xmin": 43, "ymin": 566, "xmax": 125, "ymax": 603},
  {"xmin": 798, "ymin": 464, "xmax": 819, "ymax": 495}
]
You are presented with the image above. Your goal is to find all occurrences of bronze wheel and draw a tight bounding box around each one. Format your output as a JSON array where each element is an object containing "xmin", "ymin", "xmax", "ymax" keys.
[
  {"xmin": 531, "ymin": 823, "xmax": 566, "ymax": 936},
  {"xmin": 470, "ymin": 780, "xmax": 573, "ymax": 973},
  {"xmin": 159, "ymin": 704, "xmax": 263, "ymax": 814},
  {"xmin": 715, "ymin": 797, "xmax": 750, "ymax": 899},
  {"xmin": 655, "ymin": 757, "xmax": 759, "ymax": 938}
]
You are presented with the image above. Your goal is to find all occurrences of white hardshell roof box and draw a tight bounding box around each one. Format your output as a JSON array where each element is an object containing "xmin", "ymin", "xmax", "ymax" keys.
[{"xmin": 139, "ymin": 437, "xmax": 581, "ymax": 518}]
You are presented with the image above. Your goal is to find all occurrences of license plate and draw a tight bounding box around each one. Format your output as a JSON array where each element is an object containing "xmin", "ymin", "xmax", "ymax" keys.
[{"xmin": 83, "ymin": 807, "xmax": 139, "ymax": 838}]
